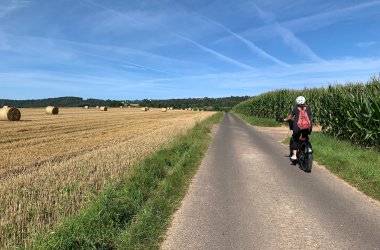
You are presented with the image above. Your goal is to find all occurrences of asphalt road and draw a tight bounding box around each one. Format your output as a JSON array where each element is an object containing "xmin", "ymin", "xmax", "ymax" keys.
[{"xmin": 161, "ymin": 113, "xmax": 380, "ymax": 250}]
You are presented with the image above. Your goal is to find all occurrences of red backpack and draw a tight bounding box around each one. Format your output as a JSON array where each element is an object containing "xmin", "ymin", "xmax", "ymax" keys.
[{"xmin": 297, "ymin": 107, "xmax": 311, "ymax": 130}]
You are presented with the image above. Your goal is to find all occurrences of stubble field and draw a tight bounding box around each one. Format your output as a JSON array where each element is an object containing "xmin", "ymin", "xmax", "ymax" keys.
[{"xmin": 0, "ymin": 107, "xmax": 216, "ymax": 248}]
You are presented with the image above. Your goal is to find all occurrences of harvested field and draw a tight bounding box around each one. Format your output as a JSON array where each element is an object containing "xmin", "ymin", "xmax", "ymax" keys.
[{"xmin": 0, "ymin": 107, "xmax": 216, "ymax": 248}]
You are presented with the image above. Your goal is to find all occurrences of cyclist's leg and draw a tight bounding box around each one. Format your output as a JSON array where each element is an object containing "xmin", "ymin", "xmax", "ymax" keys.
[{"xmin": 292, "ymin": 128, "xmax": 301, "ymax": 158}]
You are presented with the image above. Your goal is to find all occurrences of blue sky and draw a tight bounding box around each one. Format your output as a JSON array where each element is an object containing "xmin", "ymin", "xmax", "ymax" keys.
[{"xmin": 1, "ymin": 0, "xmax": 380, "ymax": 100}]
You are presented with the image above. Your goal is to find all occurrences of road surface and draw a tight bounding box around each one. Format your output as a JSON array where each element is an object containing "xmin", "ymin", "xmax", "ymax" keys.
[{"xmin": 161, "ymin": 113, "xmax": 380, "ymax": 250}]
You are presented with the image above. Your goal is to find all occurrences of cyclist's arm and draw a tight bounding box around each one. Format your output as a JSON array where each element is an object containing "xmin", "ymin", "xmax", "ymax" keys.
[{"xmin": 283, "ymin": 113, "xmax": 293, "ymax": 122}]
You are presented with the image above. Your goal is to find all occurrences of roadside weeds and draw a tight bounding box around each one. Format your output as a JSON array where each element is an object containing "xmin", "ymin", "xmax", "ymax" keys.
[{"xmin": 32, "ymin": 113, "xmax": 224, "ymax": 249}]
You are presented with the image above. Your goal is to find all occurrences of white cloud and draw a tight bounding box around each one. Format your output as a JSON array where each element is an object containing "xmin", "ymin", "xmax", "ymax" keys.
[
  {"xmin": 355, "ymin": 41, "xmax": 377, "ymax": 48},
  {"xmin": 82, "ymin": 0, "xmax": 173, "ymax": 36},
  {"xmin": 0, "ymin": 31, "xmax": 10, "ymax": 50},
  {"xmin": 1, "ymin": 34, "xmax": 195, "ymax": 75},
  {"xmin": 2, "ymin": 54, "xmax": 379, "ymax": 99},
  {"xmin": 0, "ymin": 0, "xmax": 29, "ymax": 18},
  {"xmin": 143, "ymin": 56, "xmax": 380, "ymax": 91}
]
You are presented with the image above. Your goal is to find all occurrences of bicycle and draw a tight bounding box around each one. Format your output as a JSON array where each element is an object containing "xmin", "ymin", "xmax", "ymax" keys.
[{"xmin": 279, "ymin": 118, "xmax": 313, "ymax": 173}]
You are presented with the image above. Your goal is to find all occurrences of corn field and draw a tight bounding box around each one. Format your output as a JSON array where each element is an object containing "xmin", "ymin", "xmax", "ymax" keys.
[
  {"xmin": 0, "ymin": 107, "xmax": 216, "ymax": 248},
  {"xmin": 233, "ymin": 77, "xmax": 380, "ymax": 149}
]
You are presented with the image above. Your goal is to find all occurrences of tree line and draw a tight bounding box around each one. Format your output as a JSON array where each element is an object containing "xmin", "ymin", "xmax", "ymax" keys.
[
  {"xmin": 0, "ymin": 97, "xmax": 124, "ymax": 108},
  {"xmin": 0, "ymin": 96, "xmax": 250, "ymax": 111},
  {"xmin": 134, "ymin": 96, "xmax": 250, "ymax": 111}
]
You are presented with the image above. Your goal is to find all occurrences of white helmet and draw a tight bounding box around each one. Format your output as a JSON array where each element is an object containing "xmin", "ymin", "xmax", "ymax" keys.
[{"xmin": 296, "ymin": 96, "xmax": 306, "ymax": 105}]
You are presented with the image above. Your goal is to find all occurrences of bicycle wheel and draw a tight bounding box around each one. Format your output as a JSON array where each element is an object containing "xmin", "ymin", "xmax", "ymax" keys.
[
  {"xmin": 304, "ymin": 142, "xmax": 313, "ymax": 172},
  {"xmin": 304, "ymin": 153, "xmax": 313, "ymax": 173}
]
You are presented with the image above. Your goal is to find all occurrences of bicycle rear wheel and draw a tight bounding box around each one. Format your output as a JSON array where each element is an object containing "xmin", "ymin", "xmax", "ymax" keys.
[
  {"xmin": 297, "ymin": 144, "xmax": 306, "ymax": 170},
  {"xmin": 298, "ymin": 142, "xmax": 313, "ymax": 172},
  {"xmin": 304, "ymin": 153, "xmax": 312, "ymax": 172}
]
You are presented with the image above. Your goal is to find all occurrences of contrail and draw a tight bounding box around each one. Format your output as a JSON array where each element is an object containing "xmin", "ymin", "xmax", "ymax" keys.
[
  {"xmin": 205, "ymin": 18, "xmax": 290, "ymax": 67},
  {"xmin": 273, "ymin": 24, "xmax": 324, "ymax": 63},
  {"xmin": 251, "ymin": 2, "xmax": 324, "ymax": 63},
  {"xmin": 82, "ymin": 0, "xmax": 120, "ymax": 14},
  {"xmin": 79, "ymin": 50, "xmax": 181, "ymax": 76},
  {"xmin": 176, "ymin": 34, "xmax": 256, "ymax": 71}
]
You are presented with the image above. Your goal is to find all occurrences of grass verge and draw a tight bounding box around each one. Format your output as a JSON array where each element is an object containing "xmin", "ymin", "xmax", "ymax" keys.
[
  {"xmin": 283, "ymin": 132, "xmax": 380, "ymax": 201},
  {"xmin": 232, "ymin": 112, "xmax": 281, "ymax": 127},
  {"xmin": 33, "ymin": 112, "xmax": 224, "ymax": 249}
]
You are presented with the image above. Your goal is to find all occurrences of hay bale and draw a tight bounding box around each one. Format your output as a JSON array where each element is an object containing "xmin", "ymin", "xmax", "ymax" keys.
[
  {"xmin": 169, "ymin": 107, "xmax": 173, "ymax": 110},
  {"xmin": 141, "ymin": 107, "xmax": 147, "ymax": 111},
  {"xmin": 161, "ymin": 108, "xmax": 167, "ymax": 112},
  {"xmin": 100, "ymin": 106, "xmax": 107, "ymax": 111},
  {"xmin": 120, "ymin": 106, "xmax": 124, "ymax": 108},
  {"xmin": 46, "ymin": 106, "xmax": 59, "ymax": 115},
  {"xmin": 0, "ymin": 107, "xmax": 21, "ymax": 121},
  {"xmin": 84, "ymin": 106, "xmax": 89, "ymax": 109},
  {"xmin": 96, "ymin": 106, "xmax": 100, "ymax": 109},
  {"xmin": 3, "ymin": 106, "xmax": 8, "ymax": 108}
]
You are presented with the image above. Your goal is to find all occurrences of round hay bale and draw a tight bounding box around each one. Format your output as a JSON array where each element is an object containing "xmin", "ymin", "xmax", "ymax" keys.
[
  {"xmin": 46, "ymin": 106, "xmax": 59, "ymax": 115},
  {"xmin": 0, "ymin": 107, "xmax": 21, "ymax": 121},
  {"xmin": 120, "ymin": 106, "xmax": 124, "ymax": 109},
  {"xmin": 3, "ymin": 106, "xmax": 8, "ymax": 108},
  {"xmin": 100, "ymin": 106, "xmax": 107, "ymax": 111},
  {"xmin": 169, "ymin": 107, "xmax": 174, "ymax": 110},
  {"xmin": 96, "ymin": 106, "xmax": 100, "ymax": 109},
  {"xmin": 141, "ymin": 107, "xmax": 147, "ymax": 111},
  {"xmin": 161, "ymin": 108, "xmax": 167, "ymax": 112},
  {"xmin": 84, "ymin": 106, "xmax": 89, "ymax": 109}
]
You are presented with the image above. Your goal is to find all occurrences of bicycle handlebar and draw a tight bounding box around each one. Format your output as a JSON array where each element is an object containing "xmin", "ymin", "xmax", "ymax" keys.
[{"xmin": 276, "ymin": 117, "xmax": 293, "ymax": 130}]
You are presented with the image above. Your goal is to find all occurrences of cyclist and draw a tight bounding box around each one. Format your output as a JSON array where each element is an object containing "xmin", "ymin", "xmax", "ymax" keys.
[{"xmin": 283, "ymin": 96, "xmax": 312, "ymax": 160}]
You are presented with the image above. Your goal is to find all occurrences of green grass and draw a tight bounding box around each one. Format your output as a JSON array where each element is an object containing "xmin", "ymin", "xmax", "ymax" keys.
[
  {"xmin": 232, "ymin": 112, "xmax": 281, "ymax": 127},
  {"xmin": 311, "ymin": 133, "xmax": 380, "ymax": 200},
  {"xmin": 284, "ymin": 132, "xmax": 380, "ymax": 201},
  {"xmin": 33, "ymin": 112, "xmax": 224, "ymax": 250}
]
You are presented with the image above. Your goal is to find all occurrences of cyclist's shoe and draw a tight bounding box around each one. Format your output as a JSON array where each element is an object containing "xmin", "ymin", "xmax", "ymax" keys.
[{"xmin": 290, "ymin": 155, "xmax": 297, "ymax": 161}]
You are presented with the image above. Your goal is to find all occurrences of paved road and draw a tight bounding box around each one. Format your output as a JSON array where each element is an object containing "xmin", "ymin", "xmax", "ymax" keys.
[{"xmin": 161, "ymin": 113, "xmax": 380, "ymax": 250}]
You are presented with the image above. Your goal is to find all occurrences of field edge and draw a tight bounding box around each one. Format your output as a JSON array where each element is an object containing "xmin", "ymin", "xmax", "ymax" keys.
[{"xmin": 32, "ymin": 112, "xmax": 224, "ymax": 249}]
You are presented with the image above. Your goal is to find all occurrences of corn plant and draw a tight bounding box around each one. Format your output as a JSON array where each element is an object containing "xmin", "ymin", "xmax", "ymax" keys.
[{"xmin": 233, "ymin": 77, "xmax": 380, "ymax": 150}]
